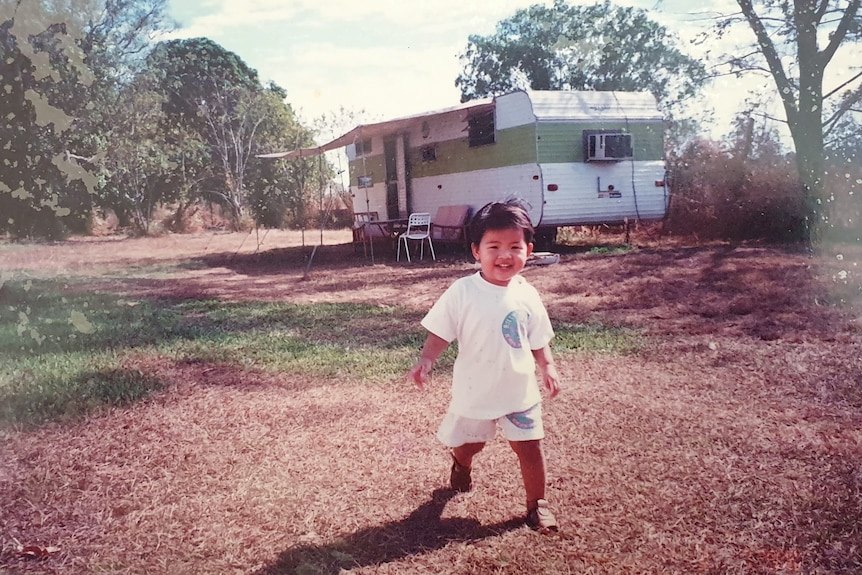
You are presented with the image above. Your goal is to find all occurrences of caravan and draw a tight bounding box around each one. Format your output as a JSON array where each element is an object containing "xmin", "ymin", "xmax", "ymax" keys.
[{"xmin": 261, "ymin": 90, "xmax": 669, "ymax": 246}]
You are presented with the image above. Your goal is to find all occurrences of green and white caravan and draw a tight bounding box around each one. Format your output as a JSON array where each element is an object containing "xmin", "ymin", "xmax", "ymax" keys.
[{"xmin": 263, "ymin": 90, "xmax": 669, "ymax": 245}]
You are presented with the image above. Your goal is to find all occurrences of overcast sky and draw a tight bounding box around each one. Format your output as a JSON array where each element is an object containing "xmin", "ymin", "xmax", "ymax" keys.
[{"xmin": 164, "ymin": 0, "xmax": 753, "ymax": 139}]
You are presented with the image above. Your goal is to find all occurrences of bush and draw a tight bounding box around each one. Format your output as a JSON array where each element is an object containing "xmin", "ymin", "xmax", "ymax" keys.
[
  {"xmin": 666, "ymin": 139, "xmax": 806, "ymax": 242},
  {"xmin": 821, "ymin": 162, "xmax": 862, "ymax": 244}
]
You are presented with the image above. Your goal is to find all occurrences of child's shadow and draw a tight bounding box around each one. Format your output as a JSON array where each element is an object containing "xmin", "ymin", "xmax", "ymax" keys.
[{"xmin": 255, "ymin": 488, "xmax": 525, "ymax": 574}]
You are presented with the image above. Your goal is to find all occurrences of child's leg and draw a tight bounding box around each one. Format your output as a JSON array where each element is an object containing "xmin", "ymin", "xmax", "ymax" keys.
[
  {"xmin": 437, "ymin": 414, "xmax": 494, "ymax": 492},
  {"xmin": 452, "ymin": 441, "xmax": 485, "ymax": 468},
  {"xmin": 449, "ymin": 442, "xmax": 484, "ymax": 492},
  {"xmin": 508, "ymin": 439, "xmax": 546, "ymax": 508},
  {"xmin": 510, "ymin": 439, "xmax": 558, "ymax": 530}
]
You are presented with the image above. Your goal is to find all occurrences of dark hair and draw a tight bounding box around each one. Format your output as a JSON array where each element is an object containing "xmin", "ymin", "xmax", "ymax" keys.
[{"xmin": 469, "ymin": 199, "xmax": 535, "ymax": 245}]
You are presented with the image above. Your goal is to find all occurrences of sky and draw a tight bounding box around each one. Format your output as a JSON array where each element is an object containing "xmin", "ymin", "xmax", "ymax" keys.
[{"xmin": 164, "ymin": 0, "xmax": 755, "ymax": 141}]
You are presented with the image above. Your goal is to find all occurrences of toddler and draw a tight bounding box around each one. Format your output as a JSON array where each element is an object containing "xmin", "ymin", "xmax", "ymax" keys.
[{"xmin": 407, "ymin": 199, "xmax": 561, "ymax": 531}]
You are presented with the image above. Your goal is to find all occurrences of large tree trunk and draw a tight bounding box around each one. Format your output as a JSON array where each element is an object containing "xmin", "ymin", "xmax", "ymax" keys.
[
  {"xmin": 737, "ymin": 0, "xmax": 827, "ymax": 245},
  {"xmin": 789, "ymin": 1, "xmax": 827, "ymax": 244}
]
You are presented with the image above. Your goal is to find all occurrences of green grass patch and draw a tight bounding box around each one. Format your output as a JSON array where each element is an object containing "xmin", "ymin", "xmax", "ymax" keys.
[
  {"xmin": 1, "ymin": 357, "xmax": 163, "ymax": 426},
  {"xmin": 165, "ymin": 299, "xmax": 446, "ymax": 378},
  {"xmin": 0, "ymin": 279, "xmax": 448, "ymax": 426},
  {"xmin": 588, "ymin": 244, "xmax": 634, "ymax": 255},
  {"xmin": 1, "ymin": 277, "xmax": 636, "ymax": 427},
  {"xmin": 0, "ymin": 279, "xmax": 202, "ymax": 355},
  {"xmin": 552, "ymin": 322, "xmax": 643, "ymax": 355}
]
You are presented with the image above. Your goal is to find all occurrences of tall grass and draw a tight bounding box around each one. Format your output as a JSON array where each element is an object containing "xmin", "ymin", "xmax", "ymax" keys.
[{"xmin": 0, "ymin": 278, "xmax": 642, "ymax": 427}]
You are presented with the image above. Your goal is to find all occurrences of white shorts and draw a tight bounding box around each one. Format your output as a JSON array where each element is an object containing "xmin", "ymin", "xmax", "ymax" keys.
[{"xmin": 436, "ymin": 403, "xmax": 544, "ymax": 447}]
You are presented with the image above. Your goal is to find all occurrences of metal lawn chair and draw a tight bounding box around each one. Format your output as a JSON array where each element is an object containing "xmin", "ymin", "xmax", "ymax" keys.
[{"xmin": 397, "ymin": 212, "xmax": 436, "ymax": 262}]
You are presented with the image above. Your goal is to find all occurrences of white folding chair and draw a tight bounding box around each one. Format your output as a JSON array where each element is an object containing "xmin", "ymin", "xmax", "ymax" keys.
[{"xmin": 397, "ymin": 212, "xmax": 436, "ymax": 262}]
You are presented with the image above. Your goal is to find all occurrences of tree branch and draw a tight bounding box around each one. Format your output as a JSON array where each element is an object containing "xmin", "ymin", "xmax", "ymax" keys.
[
  {"xmin": 736, "ymin": 0, "xmax": 798, "ymax": 118},
  {"xmin": 823, "ymin": 68, "xmax": 862, "ymax": 101},
  {"xmin": 819, "ymin": 0, "xmax": 861, "ymax": 66},
  {"xmin": 822, "ymin": 85, "xmax": 862, "ymax": 136}
]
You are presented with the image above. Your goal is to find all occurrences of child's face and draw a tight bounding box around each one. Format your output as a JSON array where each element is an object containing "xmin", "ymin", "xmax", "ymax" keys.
[{"xmin": 471, "ymin": 226, "xmax": 533, "ymax": 286}]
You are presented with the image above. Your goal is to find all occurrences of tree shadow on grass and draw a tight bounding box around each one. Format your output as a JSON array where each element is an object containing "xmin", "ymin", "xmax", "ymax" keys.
[
  {"xmin": 255, "ymin": 488, "xmax": 525, "ymax": 574},
  {"xmin": 191, "ymin": 242, "xmax": 474, "ymax": 278},
  {"xmin": 0, "ymin": 367, "xmax": 165, "ymax": 428}
]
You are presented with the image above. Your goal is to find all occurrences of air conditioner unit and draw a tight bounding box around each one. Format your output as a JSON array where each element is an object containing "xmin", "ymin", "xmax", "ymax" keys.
[{"xmin": 583, "ymin": 131, "xmax": 633, "ymax": 162}]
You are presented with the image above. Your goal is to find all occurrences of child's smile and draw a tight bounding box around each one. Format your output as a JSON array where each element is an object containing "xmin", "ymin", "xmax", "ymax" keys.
[{"xmin": 472, "ymin": 227, "xmax": 533, "ymax": 286}]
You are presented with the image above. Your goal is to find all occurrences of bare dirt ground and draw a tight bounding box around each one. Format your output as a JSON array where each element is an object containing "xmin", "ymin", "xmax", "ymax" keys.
[{"xmin": 1, "ymin": 229, "xmax": 861, "ymax": 574}]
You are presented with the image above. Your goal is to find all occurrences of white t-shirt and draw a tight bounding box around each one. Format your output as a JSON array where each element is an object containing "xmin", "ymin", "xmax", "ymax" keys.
[{"xmin": 421, "ymin": 271, "xmax": 555, "ymax": 419}]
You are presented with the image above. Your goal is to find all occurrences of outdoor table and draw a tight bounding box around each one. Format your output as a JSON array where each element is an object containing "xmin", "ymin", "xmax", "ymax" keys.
[
  {"xmin": 368, "ymin": 218, "xmax": 408, "ymax": 238},
  {"xmin": 359, "ymin": 217, "xmax": 408, "ymax": 260}
]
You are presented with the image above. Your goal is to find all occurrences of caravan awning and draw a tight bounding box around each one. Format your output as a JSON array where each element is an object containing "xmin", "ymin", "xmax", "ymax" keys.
[{"xmin": 257, "ymin": 98, "xmax": 495, "ymax": 160}]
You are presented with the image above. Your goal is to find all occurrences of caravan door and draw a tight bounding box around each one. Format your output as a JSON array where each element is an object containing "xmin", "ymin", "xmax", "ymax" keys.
[{"xmin": 383, "ymin": 139, "xmax": 399, "ymax": 219}]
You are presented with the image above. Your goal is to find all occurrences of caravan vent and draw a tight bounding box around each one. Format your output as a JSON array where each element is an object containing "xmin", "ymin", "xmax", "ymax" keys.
[{"xmin": 583, "ymin": 131, "xmax": 633, "ymax": 162}]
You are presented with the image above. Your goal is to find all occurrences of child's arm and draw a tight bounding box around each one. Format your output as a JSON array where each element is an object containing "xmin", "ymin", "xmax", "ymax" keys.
[
  {"xmin": 407, "ymin": 332, "xmax": 449, "ymax": 390},
  {"xmin": 532, "ymin": 345, "xmax": 561, "ymax": 398}
]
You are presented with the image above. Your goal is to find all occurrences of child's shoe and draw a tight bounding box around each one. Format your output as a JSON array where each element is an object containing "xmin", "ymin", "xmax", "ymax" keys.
[
  {"xmin": 449, "ymin": 453, "xmax": 472, "ymax": 492},
  {"xmin": 526, "ymin": 499, "xmax": 558, "ymax": 532}
]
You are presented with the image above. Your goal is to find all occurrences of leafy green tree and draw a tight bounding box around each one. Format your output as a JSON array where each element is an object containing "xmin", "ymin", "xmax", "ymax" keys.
[
  {"xmin": 247, "ymin": 85, "xmax": 330, "ymax": 229},
  {"xmin": 697, "ymin": 0, "xmax": 862, "ymax": 243},
  {"xmin": 151, "ymin": 39, "xmax": 329, "ymax": 231},
  {"xmin": 156, "ymin": 126, "xmax": 215, "ymax": 232},
  {"xmin": 455, "ymin": 0, "xmax": 707, "ymax": 119},
  {"xmin": 80, "ymin": 0, "xmax": 172, "ymax": 78},
  {"xmin": 0, "ymin": 0, "xmax": 172, "ymax": 238},
  {"xmin": 249, "ymin": 154, "xmax": 326, "ymax": 230},
  {"xmin": 150, "ymin": 38, "xmax": 283, "ymax": 229},
  {"xmin": 98, "ymin": 72, "xmax": 172, "ymax": 233},
  {"xmin": 1, "ymin": 2, "xmax": 94, "ymax": 238},
  {"xmin": 199, "ymin": 85, "xmax": 271, "ymax": 228},
  {"xmin": 72, "ymin": 0, "xmax": 173, "ymax": 210},
  {"xmin": 74, "ymin": 0, "xmax": 172, "ymax": 139},
  {"xmin": 150, "ymin": 38, "xmax": 260, "ymax": 128}
]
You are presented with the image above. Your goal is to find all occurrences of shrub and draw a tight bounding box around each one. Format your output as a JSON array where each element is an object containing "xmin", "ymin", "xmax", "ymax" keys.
[
  {"xmin": 821, "ymin": 162, "xmax": 862, "ymax": 244},
  {"xmin": 666, "ymin": 139, "xmax": 805, "ymax": 242}
]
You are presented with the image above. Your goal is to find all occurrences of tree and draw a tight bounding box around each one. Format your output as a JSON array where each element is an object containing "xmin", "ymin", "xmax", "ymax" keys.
[
  {"xmin": 0, "ymin": 0, "xmax": 172, "ymax": 238},
  {"xmin": 247, "ymin": 87, "xmax": 331, "ymax": 230},
  {"xmin": 155, "ymin": 125, "xmax": 215, "ymax": 232},
  {"xmin": 98, "ymin": 72, "xmax": 172, "ymax": 233},
  {"xmin": 312, "ymin": 106, "xmax": 368, "ymax": 218},
  {"xmin": 80, "ymin": 0, "xmax": 172, "ymax": 79},
  {"xmin": 73, "ymin": 0, "xmax": 173, "ymax": 184},
  {"xmin": 1, "ymin": 2, "xmax": 95, "ymax": 238},
  {"xmin": 151, "ymin": 39, "xmax": 328, "ymax": 231},
  {"xmin": 151, "ymin": 38, "xmax": 281, "ymax": 229},
  {"xmin": 455, "ymin": 0, "xmax": 707, "ymax": 121},
  {"xmin": 699, "ymin": 0, "xmax": 862, "ymax": 243}
]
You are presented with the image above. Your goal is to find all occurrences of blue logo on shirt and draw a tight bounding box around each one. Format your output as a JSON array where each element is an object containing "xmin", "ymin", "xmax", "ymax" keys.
[{"xmin": 501, "ymin": 310, "xmax": 526, "ymax": 348}]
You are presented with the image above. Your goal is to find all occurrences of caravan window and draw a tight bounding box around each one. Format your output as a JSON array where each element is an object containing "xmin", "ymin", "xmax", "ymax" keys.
[
  {"xmin": 355, "ymin": 139, "xmax": 372, "ymax": 156},
  {"xmin": 468, "ymin": 110, "xmax": 495, "ymax": 147},
  {"xmin": 421, "ymin": 145, "xmax": 437, "ymax": 162}
]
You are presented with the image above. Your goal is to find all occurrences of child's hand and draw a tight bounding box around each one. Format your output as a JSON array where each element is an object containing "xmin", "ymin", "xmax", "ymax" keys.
[
  {"xmin": 409, "ymin": 333, "xmax": 448, "ymax": 391},
  {"xmin": 407, "ymin": 358, "xmax": 433, "ymax": 390},
  {"xmin": 541, "ymin": 363, "xmax": 561, "ymax": 399},
  {"xmin": 532, "ymin": 346, "xmax": 561, "ymax": 399}
]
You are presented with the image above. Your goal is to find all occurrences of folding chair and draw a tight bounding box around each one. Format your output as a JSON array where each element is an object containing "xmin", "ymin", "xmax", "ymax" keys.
[
  {"xmin": 397, "ymin": 212, "xmax": 435, "ymax": 262},
  {"xmin": 431, "ymin": 205, "xmax": 472, "ymax": 250},
  {"xmin": 351, "ymin": 211, "xmax": 381, "ymax": 257}
]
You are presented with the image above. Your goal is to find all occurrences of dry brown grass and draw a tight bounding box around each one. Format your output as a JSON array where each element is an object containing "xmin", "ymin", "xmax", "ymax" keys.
[{"xmin": 1, "ymin": 228, "xmax": 861, "ymax": 574}]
